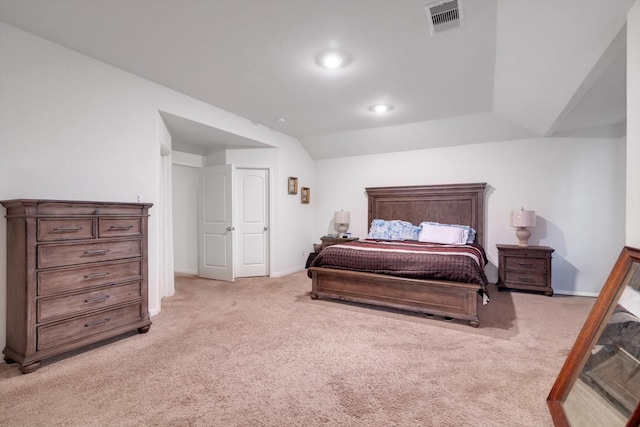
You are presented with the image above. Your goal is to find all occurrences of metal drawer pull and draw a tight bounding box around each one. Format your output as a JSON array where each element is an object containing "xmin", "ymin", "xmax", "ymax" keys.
[
  {"xmin": 108, "ymin": 225, "xmax": 133, "ymax": 230},
  {"xmin": 82, "ymin": 249, "xmax": 110, "ymax": 256},
  {"xmin": 518, "ymin": 277, "xmax": 536, "ymax": 283},
  {"xmin": 52, "ymin": 226, "xmax": 82, "ymax": 233},
  {"xmin": 517, "ymin": 262, "xmax": 534, "ymax": 268},
  {"xmin": 83, "ymin": 272, "xmax": 111, "ymax": 280},
  {"xmin": 84, "ymin": 295, "xmax": 110, "ymax": 304},
  {"xmin": 84, "ymin": 318, "xmax": 110, "ymax": 328}
]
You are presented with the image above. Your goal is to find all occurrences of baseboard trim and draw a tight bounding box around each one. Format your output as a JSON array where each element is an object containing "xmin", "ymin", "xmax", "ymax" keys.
[
  {"xmin": 554, "ymin": 290, "xmax": 599, "ymax": 297},
  {"xmin": 270, "ymin": 266, "xmax": 306, "ymax": 278}
]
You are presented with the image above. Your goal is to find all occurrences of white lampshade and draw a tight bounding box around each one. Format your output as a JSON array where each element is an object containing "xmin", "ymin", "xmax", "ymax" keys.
[
  {"xmin": 334, "ymin": 210, "xmax": 350, "ymax": 224},
  {"xmin": 334, "ymin": 210, "xmax": 350, "ymax": 237},
  {"xmin": 511, "ymin": 209, "xmax": 536, "ymax": 228},
  {"xmin": 510, "ymin": 208, "xmax": 536, "ymax": 246}
]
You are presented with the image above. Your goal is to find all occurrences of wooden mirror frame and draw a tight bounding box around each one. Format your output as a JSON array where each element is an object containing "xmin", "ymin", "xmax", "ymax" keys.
[{"xmin": 547, "ymin": 246, "xmax": 640, "ymax": 426}]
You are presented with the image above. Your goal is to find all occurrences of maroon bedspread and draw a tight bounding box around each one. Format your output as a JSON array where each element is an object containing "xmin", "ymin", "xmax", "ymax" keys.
[{"xmin": 308, "ymin": 239, "xmax": 489, "ymax": 293}]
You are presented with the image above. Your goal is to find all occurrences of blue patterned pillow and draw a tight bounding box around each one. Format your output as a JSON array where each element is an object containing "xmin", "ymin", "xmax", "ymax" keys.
[{"xmin": 368, "ymin": 219, "xmax": 420, "ymax": 241}]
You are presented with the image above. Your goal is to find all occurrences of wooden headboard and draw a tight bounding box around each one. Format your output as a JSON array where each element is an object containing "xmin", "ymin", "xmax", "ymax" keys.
[{"xmin": 366, "ymin": 183, "xmax": 487, "ymax": 246}]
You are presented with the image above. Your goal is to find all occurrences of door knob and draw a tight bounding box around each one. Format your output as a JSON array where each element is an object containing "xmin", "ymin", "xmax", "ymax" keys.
[
  {"xmin": 226, "ymin": 226, "xmax": 234, "ymax": 231},
  {"xmin": 264, "ymin": 227, "xmax": 269, "ymax": 231}
]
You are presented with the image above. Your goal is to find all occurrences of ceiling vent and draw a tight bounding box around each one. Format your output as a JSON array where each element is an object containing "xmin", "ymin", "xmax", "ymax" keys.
[{"xmin": 425, "ymin": 0, "xmax": 463, "ymax": 35}]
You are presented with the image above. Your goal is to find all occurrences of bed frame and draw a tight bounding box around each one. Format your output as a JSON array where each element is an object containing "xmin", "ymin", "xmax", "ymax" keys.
[{"xmin": 309, "ymin": 182, "xmax": 487, "ymax": 327}]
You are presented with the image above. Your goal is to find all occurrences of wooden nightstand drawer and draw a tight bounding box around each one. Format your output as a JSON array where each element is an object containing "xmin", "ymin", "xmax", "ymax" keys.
[
  {"xmin": 504, "ymin": 256, "xmax": 547, "ymax": 270},
  {"xmin": 503, "ymin": 271, "xmax": 547, "ymax": 286}
]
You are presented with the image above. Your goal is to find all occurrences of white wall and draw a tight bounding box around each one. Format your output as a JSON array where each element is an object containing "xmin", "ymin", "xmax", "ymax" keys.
[
  {"xmin": 172, "ymin": 164, "xmax": 200, "ymax": 274},
  {"xmin": 0, "ymin": 23, "xmax": 314, "ymax": 357},
  {"xmin": 627, "ymin": 1, "xmax": 640, "ymax": 247},
  {"xmin": 313, "ymin": 137, "xmax": 626, "ymax": 296}
]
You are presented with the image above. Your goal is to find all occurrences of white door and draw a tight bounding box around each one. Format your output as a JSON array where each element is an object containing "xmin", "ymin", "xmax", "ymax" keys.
[
  {"xmin": 198, "ymin": 165, "xmax": 234, "ymax": 282},
  {"xmin": 235, "ymin": 168, "xmax": 269, "ymax": 277}
]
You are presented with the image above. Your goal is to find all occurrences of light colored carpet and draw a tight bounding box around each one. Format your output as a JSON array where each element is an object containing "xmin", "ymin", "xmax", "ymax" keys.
[{"xmin": 0, "ymin": 271, "xmax": 593, "ymax": 426}]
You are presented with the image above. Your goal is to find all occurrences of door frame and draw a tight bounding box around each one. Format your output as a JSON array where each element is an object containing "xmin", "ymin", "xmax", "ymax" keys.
[{"xmin": 157, "ymin": 143, "xmax": 175, "ymax": 313}]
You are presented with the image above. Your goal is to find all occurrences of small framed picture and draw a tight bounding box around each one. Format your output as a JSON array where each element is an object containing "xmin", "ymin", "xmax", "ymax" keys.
[
  {"xmin": 288, "ymin": 177, "xmax": 298, "ymax": 195},
  {"xmin": 301, "ymin": 187, "xmax": 310, "ymax": 204}
]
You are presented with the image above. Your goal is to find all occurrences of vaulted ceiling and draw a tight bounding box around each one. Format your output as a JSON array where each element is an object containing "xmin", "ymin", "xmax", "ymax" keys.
[{"xmin": 0, "ymin": 0, "xmax": 633, "ymax": 158}]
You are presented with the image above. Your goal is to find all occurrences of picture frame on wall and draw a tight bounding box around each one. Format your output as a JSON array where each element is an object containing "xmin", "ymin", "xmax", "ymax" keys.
[
  {"xmin": 301, "ymin": 187, "xmax": 310, "ymax": 204},
  {"xmin": 288, "ymin": 177, "xmax": 298, "ymax": 195}
]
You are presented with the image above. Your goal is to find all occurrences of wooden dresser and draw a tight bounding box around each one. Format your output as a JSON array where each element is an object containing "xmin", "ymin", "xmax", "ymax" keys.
[
  {"xmin": 2, "ymin": 199, "xmax": 152, "ymax": 373},
  {"xmin": 497, "ymin": 244, "xmax": 554, "ymax": 296}
]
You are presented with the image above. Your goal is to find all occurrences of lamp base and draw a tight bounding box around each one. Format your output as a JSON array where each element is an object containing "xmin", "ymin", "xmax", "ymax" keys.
[
  {"xmin": 515, "ymin": 227, "xmax": 531, "ymax": 246},
  {"xmin": 337, "ymin": 224, "xmax": 348, "ymax": 238}
]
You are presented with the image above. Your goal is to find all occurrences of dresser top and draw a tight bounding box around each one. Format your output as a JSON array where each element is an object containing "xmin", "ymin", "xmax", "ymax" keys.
[
  {"xmin": 1, "ymin": 199, "xmax": 153, "ymax": 208},
  {"xmin": 497, "ymin": 244, "xmax": 554, "ymax": 252},
  {"xmin": 2, "ymin": 199, "xmax": 153, "ymax": 217}
]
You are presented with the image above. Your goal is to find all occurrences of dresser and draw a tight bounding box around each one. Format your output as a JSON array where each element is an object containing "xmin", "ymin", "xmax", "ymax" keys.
[
  {"xmin": 2, "ymin": 199, "xmax": 152, "ymax": 373},
  {"xmin": 497, "ymin": 244, "xmax": 554, "ymax": 296}
]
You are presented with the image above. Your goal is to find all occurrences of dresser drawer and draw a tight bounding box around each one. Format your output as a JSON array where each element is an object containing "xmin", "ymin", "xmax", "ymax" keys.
[
  {"xmin": 98, "ymin": 218, "xmax": 142, "ymax": 238},
  {"xmin": 504, "ymin": 256, "xmax": 548, "ymax": 270},
  {"xmin": 504, "ymin": 270, "xmax": 547, "ymax": 286},
  {"xmin": 37, "ymin": 281, "xmax": 142, "ymax": 323},
  {"xmin": 37, "ymin": 260, "xmax": 142, "ymax": 295},
  {"xmin": 37, "ymin": 202, "xmax": 145, "ymax": 216},
  {"xmin": 37, "ymin": 303, "xmax": 144, "ymax": 350},
  {"xmin": 37, "ymin": 239, "xmax": 142, "ymax": 269},
  {"xmin": 37, "ymin": 218, "xmax": 95, "ymax": 241}
]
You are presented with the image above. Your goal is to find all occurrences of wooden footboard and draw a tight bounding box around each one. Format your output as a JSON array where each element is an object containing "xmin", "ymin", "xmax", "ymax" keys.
[{"xmin": 309, "ymin": 267, "xmax": 481, "ymax": 327}]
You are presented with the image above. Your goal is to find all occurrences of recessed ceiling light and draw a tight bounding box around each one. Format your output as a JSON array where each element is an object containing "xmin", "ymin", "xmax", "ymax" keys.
[
  {"xmin": 276, "ymin": 117, "xmax": 286, "ymax": 123},
  {"xmin": 316, "ymin": 50, "xmax": 350, "ymax": 69},
  {"xmin": 369, "ymin": 104, "xmax": 394, "ymax": 114}
]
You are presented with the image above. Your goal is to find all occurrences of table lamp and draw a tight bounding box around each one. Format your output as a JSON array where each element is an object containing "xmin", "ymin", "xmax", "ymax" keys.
[
  {"xmin": 334, "ymin": 210, "xmax": 350, "ymax": 237},
  {"xmin": 511, "ymin": 208, "xmax": 536, "ymax": 246}
]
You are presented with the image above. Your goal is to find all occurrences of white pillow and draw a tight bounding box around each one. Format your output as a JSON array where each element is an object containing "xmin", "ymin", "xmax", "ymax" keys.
[
  {"xmin": 419, "ymin": 221, "xmax": 476, "ymax": 243},
  {"xmin": 418, "ymin": 223, "xmax": 468, "ymax": 244}
]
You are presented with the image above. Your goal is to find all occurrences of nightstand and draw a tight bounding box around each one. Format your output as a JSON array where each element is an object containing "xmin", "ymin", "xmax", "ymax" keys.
[
  {"xmin": 497, "ymin": 244, "xmax": 554, "ymax": 296},
  {"xmin": 305, "ymin": 237, "xmax": 359, "ymax": 269},
  {"xmin": 320, "ymin": 236, "xmax": 359, "ymax": 250}
]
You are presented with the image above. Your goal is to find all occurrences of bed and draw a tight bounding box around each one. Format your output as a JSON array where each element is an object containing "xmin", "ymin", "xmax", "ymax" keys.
[{"xmin": 308, "ymin": 182, "xmax": 488, "ymax": 327}]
